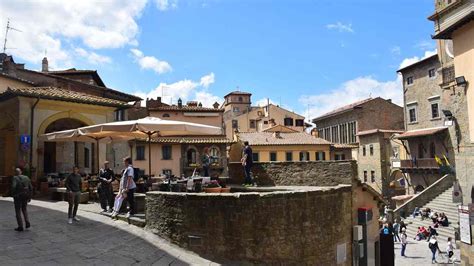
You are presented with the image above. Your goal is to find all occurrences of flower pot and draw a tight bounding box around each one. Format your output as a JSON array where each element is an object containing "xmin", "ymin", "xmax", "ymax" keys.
[
  {"xmin": 220, "ymin": 187, "xmax": 231, "ymax": 193},
  {"xmin": 204, "ymin": 187, "xmax": 221, "ymax": 193}
]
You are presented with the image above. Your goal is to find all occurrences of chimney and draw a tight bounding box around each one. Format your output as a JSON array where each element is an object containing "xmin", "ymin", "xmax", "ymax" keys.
[
  {"xmin": 187, "ymin": 101, "xmax": 198, "ymax": 107},
  {"xmin": 213, "ymin": 102, "xmax": 220, "ymax": 109},
  {"xmin": 178, "ymin": 98, "xmax": 183, "ymax": 108},
  {"xmin": 42, "ymin": 57, "xmax": 48, "ymax": 72},
  {"xmin": 386, "ymin": 99, "xmax": 392, "ymax": 103}
]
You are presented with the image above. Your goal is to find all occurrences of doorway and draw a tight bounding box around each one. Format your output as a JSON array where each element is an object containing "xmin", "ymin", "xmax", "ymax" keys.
[{"xmin": 44, "ymin": 142, "xmax": 56, "ymax": 173}]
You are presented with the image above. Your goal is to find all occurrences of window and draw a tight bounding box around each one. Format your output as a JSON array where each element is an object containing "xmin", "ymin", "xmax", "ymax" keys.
[
  {"xmin": 263, "ymin": 120, "xmax": 269, "ymax": 125},
  {"xmin": 295, "ymin": 119, "xmax": 304, "ymax": 127},
  {"xmin": 84, "ymin": 147, "xmax": 90, "ymax": 168},
  {"xmin": 363, "ymin": 171, "xmax": 368, "ymax": 182},
  {"xmin": 348, "ymin": 121, "xmax": 357, "ymax": 143},
  {"xmin": 408, "ymin": 107, "xmax": 417, "ymax": 123},
  {"xmin": 187, "ymin": 148, "xmax": 197, "ymax": 165},
  {"xmin": 369, "ymin": 144, "xmax": 374, "ymax": 156},
  {"xmin": 252, "ymin": 152, "xmax": 259, "ymax": 162},
  {"xmin": 209, "ymin": 147, "xmax": 219, "ymax": 164},
  {"xmin": 233, "ymin": 107, "xmax": 240, "ymax": 113},
  {"xmin": 331, "ymin": 125, "xmax": 339, "ymax": 143},
  {"xmin": 406, "ymin": 76, "xmax": 413, "ymax": 85},
  {"xmin": 136, "ymin": 145, "xmax": 145, "ymax": 160},
  {"xmin": 430, "ymin": 142, "xmax": 436, "ymax": 158},
  {"xmin": 284, "ymin": 118, "xmax": 294, "ymax": 126},
  {"xmin": 362, "ymin": 146, "xmax": 366, "ymax": 156},
  {"xmin": 232, "ymin": 120, "xmax": 238, "ymax": 129},
  {"xmin": 249, "ymin": 120, "xmax": 256, "ymax": 129},
  {"xmin": 335, "ymin": 153, "xmax": 346, "ymax": 161},
  {"xmin": 114, "ymin": 109, "xmax": 125, "ymax": 121},
  {"xmin": 162, "ymin": 145, "xmax": 172, "ymax": 160},
  {"xmin": 299, "ymin": 151, "xmax": 310, "ymax": 161},
  {"xmin": 270, "ymin": 152, "xmax": 277, "ymax": 162},
  {"xmin": 238, "ymin": 96, "xmax": 243, "ymax": 102},
  {"xmin": 371, "ymin": 171, "xmax": 375, "ymax": 183},
  {"xmin": 162, "ymin": 113, "xmax": 170, "ymax": 118},
  {"xmin": 286, "ymin": 152, "xmax": 293, "ymax": 161},
  {"xmin": 431, "ymin": 102, "xmax": 440, "ymax": 119},
  {"xmin": 316, "ymin": 151, "xmax": 326, "ymax": 161},
  {"xmin": 428, "ymin": 68, "xmax": 436, "ymax": 78}
]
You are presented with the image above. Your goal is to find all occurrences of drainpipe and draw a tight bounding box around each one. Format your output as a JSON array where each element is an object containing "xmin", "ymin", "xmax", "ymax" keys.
[{"xmin": 29, "ymin": 97, "xmax": 40, "ymax": 178}]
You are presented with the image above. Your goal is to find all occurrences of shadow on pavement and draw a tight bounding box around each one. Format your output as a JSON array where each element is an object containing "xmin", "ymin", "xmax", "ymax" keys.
[{"xmin": 0, "ymin": 199, "xmax": 187, "ymax": 266}]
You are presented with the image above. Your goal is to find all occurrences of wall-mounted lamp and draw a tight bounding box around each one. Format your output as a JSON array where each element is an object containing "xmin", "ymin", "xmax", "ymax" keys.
[
  {"xmin": 455, "ymin": 76, "xmax": 468, "ymax": 87},
  {"xmin": 443, "ymin": 109, "xmax": 454, "ymax": 126}
]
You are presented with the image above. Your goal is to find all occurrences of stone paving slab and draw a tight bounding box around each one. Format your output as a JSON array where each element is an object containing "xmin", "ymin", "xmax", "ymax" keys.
[
  {"xmin": 394, "ymin": 237, "xmax": 461, "ymax": 265},
  {"xmin": 0, "ymin": 198, "xmax": 215, "ymax": 266}
]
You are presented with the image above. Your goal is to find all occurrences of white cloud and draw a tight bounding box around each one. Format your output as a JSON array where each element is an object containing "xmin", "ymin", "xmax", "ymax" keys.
[
  {"xmin": 0, "ymin": 0, "xmax": 147, "ymax": 68},
  {"xmin": 300, "ymin": 76, "xmax": 403, "ymax": 121},
  {"xmin": 199, "ymin": 72, "xmax": 215, "ymax": 88},
  {"xmin": 391, "ymin": 46, "xmax": 401, "ymax": 55},
  {"xmin": 75, "ymin": 48, "xmax": 111, "ymax": 65},
  {"xmin": 130, "ymin": 48, "xmax": 172, "ymax": 74},
  {"xmin": 399, "ymin": 49, "xmax": 437, "ymax": 70},
  {"xmin": 326, "ymin": 22, "xmax": 354, "ymax": 33},
  {"xmin": 415, "ymin": 40, "xmax": 436, "ymax": 51},
  {"xmin": 134, "ymin": 73, "xmax": 220, "ymax": 107},
  {"xmin": 155, "ymin": 0, "xmax": 178, "ymax": 11}
]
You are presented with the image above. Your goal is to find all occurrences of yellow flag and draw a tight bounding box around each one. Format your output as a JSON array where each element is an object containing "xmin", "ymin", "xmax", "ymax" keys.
[
  {"xmin": 443, "ymin": 155, "xmax": 450, "ymax": 166},
  {"xmin": 434, "ymin": 155, "xmax": 443, "ymax": 165}
]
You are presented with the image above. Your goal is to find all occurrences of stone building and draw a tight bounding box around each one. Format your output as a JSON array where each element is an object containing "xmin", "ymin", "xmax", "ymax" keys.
[
  {"xmin": 223, "ymin": 91, "xmax": 308, "ymax": 138},
  {"xmin": 396, "ymin": 54, "xmax": 456, "ymax": 193},
  {"xmin": 312, "ymin": 97, "xmax": 404, "ymax": 198},
  {"xmin": 356, "ymin": 129, "xmax": 404, "ymax": 201},
  {"xmin": 428, "ymin": 0, "xmax": 474, "ymax": 263},
  {"xmin": 229, "ymin": 129, "xmax": 332, "ymax": 165},
  {"xmin": 0, "ymin": 54, "xmax": 140, "ymax": 178},
  {"xmin": 127, "ymin": 97, "xmax": 231, "ymax": 177}
]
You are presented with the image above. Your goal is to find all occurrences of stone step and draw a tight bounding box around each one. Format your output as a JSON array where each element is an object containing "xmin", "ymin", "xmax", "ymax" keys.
[{"xmin": 100, "ymin": 212, "xmax": 146, "ymax": 228}]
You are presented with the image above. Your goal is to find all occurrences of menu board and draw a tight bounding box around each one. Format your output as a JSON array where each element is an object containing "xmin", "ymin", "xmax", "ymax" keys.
[{"xmin": 459, "ymin": 205, "xmax": 473, "ymax": 245}]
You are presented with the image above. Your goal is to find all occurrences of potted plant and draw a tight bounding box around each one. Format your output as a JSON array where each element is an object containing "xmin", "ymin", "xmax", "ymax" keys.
[{"xmin": 203, "ymin": 180, "xmax": 221, "ymax": 193}]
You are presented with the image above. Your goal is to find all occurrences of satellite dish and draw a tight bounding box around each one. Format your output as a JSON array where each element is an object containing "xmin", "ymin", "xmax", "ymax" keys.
[{"xmin": 445, "ymin": 40, "xmax": 454, "ymax": 59}]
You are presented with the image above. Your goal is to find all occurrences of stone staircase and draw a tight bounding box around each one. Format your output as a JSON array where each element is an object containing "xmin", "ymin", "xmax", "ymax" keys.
[{"xmin": 402, "ymin": 186, "xmax": 459, "ymax": 241}]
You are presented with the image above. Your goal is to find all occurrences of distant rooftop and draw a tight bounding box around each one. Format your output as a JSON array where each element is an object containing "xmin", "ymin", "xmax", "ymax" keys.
[
  {"xmin": 312, "ymin": 98, "xmax": 374, "ymax": 122},
  {"xmin": 237, "ymin": 132, "xmax": 331, "ymax": 146},
  {"xmin": 396, "ymin": 54, "xmax": 438, "ymax": 73},
  {"xmin": 224, "ymin": 90, "xmax": 252, "ymax": 98}
]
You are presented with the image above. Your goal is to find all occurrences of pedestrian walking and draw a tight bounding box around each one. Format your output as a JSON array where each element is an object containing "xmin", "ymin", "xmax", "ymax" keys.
[
  {"xmin": 65, "ymin": 166, "xmax": 83, "ymax": 224},
  {"xmin": 428, "ymin": 236, "xmax": 442, "ymax": 264},
  {"xmin": 446, "ymin": 237, "xmax": 455, "ymax": 263},
  {"xmin": 11, "ymin": 168, "xmax": 32, "ymax": 232},
  {"xmin": 399, "ymin": 220, "xmax": 407, "ymax": 234},
  {"xmin": 241, "ymin": 141, "xmax": 255, "ymax": 186},
  {"xmin": 393, "ymin": 220, "xmax": 401, "ymax": 242},
  {"xmin": 201, "ymin": 148, "xmax": 211, "ymax": 177},
  {"xmin": 112, "ymin": 157, "xmax": 136, "ymax": 219},
  {"xmin": 400, "ymin": 228, "xmax": 408, "ymax": 257},
  {"xmin": 98, "ymin": 161, "xmax": 115, "ymax": 212}
]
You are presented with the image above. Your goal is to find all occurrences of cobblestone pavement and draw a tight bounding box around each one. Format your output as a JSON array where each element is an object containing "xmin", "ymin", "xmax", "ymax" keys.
[
  {"xmin": 394, "ymin": 236, "xmax": 461, "ymax": 265},
  {"xmin": 0, "ymin": 198, "xmax": 216, "ymax": 266}
]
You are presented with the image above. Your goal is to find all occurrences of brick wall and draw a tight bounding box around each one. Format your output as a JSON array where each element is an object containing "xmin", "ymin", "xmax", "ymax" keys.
[
  {"xmin": 228, "ymin": 160, "xmax": 357, "ymax": 186},
  {"xmin": 146, "ymin": 186, "xmax": 353, "ymax": 265}
]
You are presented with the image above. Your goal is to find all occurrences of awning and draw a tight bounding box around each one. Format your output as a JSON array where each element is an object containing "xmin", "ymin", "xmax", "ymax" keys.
[{"xmin": 395, "ymin": 126, "xmax": 448, "ymax": 139}]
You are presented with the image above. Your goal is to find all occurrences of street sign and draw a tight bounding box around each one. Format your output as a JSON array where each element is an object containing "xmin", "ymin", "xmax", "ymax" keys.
[{"xmin": 20, "ymin": 134, "xmax": 31, "ymax": 144}]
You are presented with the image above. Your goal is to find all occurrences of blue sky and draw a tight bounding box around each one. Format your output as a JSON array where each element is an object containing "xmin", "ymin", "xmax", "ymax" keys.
[{"xmin": 0, "ymin": 0, "xmax": 438, "ymax": 120}]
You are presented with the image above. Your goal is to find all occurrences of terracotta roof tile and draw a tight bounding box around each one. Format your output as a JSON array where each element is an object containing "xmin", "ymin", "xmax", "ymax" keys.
[
  {"xmin": 357, "ymin": 129, "xmax": 404, "ymax": 136},
  {"xmin": 148, "ymin": 105, "xmax": 223, "ymax": 112},
  {"xmin": 332, "ymin": 143, "xmax": 358, "ymax": 149},
  {"xmin": 238, "ymin": 132, "xmax": 331, "ymax": 146},
  {"xmin": 394, "ymin": 126, "xmax": 448, "ymax": 139},
  {"xmin": 0, "ymin": 86, "xmax": 129, "ymax": 107}
]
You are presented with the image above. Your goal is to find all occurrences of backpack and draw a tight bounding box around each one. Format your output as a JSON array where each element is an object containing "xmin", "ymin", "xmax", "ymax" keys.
[{"xmin": 16, "ymin": 176, "xmax": 32, "ymax": 201}]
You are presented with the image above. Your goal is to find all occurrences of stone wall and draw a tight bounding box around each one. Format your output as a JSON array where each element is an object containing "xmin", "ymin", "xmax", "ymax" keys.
[
  {"xmin": 228, "ymin": 160, "xmax": 357, "ymax": 186},
  {"xmin": 146, "ymin": 186, "xmax": 352, "ymax": 265}
]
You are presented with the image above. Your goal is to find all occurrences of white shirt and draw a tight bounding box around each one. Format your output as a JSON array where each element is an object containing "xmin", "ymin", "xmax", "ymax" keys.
[
  {"xmin": 401, "ymin": 233, "xmax": 407, "ymax": 244},
  {"xmin": 446, "ymin": 241, "xmax": 454, "ymax": 252},
  {"xmin": 120, "ymin": 165, "xmax": 136, "ymax": 191}
]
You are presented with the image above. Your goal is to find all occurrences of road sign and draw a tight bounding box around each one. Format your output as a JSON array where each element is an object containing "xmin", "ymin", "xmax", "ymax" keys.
[{"xmin": 20, "ymin": 134, "xmax": 31, "ymax": 144}]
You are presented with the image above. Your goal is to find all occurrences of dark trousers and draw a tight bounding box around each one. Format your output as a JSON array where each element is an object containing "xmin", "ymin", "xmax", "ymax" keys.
[
  {"xmin": 203, "ymin": 166, "xmax": 210, "ymax": 177},
  {"xmin": 401, "ymin": 243, "xmax": 406, "ymax": 256},
  {"xmin": 68, "ymin": 192, "xmax": 81, "ymax": 218},
  {"xmin": 126, "ymin": 189, "xmax": 136, "ymax": 215},
  {"xmin": 98, "ymin": 184, "xmax": 114, "ymax": 210},
  {"xmin": 14, "ymin": 197, "xmax": 29, "ymax": 228},
  {"xmin": 244, "ymin": 164, "xmax": 253, "ymax": 185}
]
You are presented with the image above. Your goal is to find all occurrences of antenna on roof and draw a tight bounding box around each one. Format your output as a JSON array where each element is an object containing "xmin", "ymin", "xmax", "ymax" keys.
[{"xmin": 3, "ymin": 19, "xmax": 22, "ymax": 53}]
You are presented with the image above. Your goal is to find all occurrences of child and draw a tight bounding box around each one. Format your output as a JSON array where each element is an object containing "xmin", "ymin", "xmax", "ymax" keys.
[{"xmin": 446, "ymin": 237, "xmax": 454, "ymax": 263}]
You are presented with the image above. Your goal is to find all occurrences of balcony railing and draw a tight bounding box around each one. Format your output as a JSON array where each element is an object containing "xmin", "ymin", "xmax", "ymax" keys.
[
  {"xmin": 441, "ymin": 65, "xmax": 455, "ymax": 85},
  {"xmin": 435, "ymin": 0, "xmax": 462, "ymax": 13},
  {"xmin": 400, "ymin": 158, "xmax": 439, "ymax": 169}
]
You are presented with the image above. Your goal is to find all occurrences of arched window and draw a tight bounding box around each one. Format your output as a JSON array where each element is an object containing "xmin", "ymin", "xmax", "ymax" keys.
[
  {"xmin": 209, "ymin": 147, "xmax": 220, "ymax": 164},
  {"xmin": 187, "ymin": 148, "xmax": 197, "ymax": 165},
  {"xmin": 162, "ymin": 113, "xmax": 170, "ymax": 118},
  {"xmin": 429, "ymin": 142, "xmax": 436, "ymax": 158},
  {"xmin": 418, "ymin": 143, "xmax": 424, "ymax": 159}
]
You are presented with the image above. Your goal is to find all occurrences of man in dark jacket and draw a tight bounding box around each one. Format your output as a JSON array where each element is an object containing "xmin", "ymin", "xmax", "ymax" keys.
[
  {"xmin": 66, "ymin": 166, "xmax": 82, "ymax": 224},
  {"xmin": 98, "ymin": 161, "xmax": 115, "ymax": 212},
  {"xmin": 11, "ymin": 168, "xmax": 32, "ymax": 232},
  {"xmin": 241, "ymin": 141, "xmax": 255, "ymax": 186}
]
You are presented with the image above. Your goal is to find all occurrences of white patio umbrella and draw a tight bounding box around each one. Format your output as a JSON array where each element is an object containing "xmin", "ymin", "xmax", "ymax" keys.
[{"xmin": 74, "ymin": 117, "xmax": 223, "ymax": 177}]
